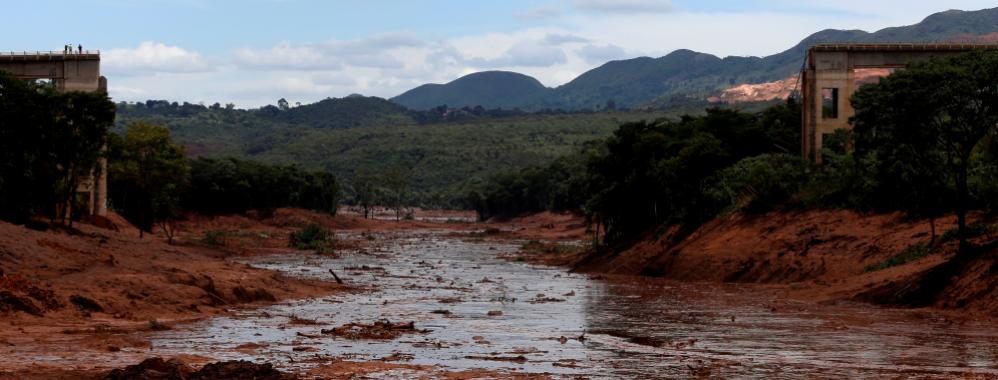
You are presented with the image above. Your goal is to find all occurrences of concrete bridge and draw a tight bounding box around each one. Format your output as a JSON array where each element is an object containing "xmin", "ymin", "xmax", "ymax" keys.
[
  {"xmin": 0, "ymin": 51, "xmax": 108, "ymax": 217},
  {"xmin": 801, "ymin": 43, "xmax": 998, "ymax": 162}
]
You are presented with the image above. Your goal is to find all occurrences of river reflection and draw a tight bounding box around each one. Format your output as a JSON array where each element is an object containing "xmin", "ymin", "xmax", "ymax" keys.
[{"xmin": 145, "ymin": 231, "xmax": 998, "ymax": 379}]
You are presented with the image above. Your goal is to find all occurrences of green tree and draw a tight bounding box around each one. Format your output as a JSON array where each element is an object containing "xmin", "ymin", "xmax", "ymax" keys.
[
  {"xmin": 851, "ymin": 50, "xmax": 998, "ymax": 253},
  {"xmin": 351, "ymin": 170, "xmax": 379, "ymax": 218},
  {"xmin": 0, "ymin": 71, "xmax": 115, "ymax": 224},
  {"xmin": 382, "ymin": 164, "xmax": 411, "ymax": 221},
  {"xmin": 108, "ymin": 122, "xmax": 190, "ymax": 242}
]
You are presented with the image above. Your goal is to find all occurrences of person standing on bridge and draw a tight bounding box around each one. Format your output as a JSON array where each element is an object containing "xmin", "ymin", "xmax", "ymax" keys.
[{"xmin": 78, "ymin": 44, "xmax": 82, "ymax": 54}]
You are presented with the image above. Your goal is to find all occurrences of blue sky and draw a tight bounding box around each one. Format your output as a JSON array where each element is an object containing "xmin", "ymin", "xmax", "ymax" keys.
[{"xmin": 3, "ymin": 0, "xmax": 995, "ymax": 107}]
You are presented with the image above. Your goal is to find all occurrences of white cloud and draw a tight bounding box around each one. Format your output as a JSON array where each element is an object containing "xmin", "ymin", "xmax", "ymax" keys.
[
  {"xmin": 514, "ymin": 6, "xmax": 562, "ymax": 19},
  {"xmin": 233, "ymin": 33, "xmax": 420, "ymax": 71},
  {"xmin": 103, "ymin": 41, "xmax": 211, "ymax": 76},
  {"xmin": 234, "ymin": 42, "xmax": 343, "ymax": 70},
  {"xmin": 465, "ymin": 40, "xmax": 568, "ymax": 67},
  {"xmin": 576, "ymin": 43, "xmax": 626, "ymax": 64},
  {"xmin": 312, "ymin": 72, "xmax": 356, "ymax": 86},
  {"xmin": 572, "ymin": 0, "xmax": 676, "ymax": 14},
  {"xmin": 542, "ymin": 33, "xmax": 591, "ymax": 45}
]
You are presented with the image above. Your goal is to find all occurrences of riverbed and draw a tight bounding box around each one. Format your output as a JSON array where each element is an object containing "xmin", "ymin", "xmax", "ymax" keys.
[{"xmin": 140, "ymin": 230, "xmax": 998, "ymax": 379}]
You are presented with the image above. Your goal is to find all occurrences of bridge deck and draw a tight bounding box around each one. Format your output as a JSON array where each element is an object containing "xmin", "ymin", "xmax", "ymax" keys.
[
  {"xmin": 810, "ymin": 43, "xmax": 998, "ymax": 52},
  {"xmin": 0, "ymin": 51, "xmax": 100, "ymax": 61}
]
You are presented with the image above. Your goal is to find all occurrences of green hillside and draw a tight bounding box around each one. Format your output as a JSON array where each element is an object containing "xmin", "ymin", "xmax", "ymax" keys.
[{"xmin": 116, "ymin": 100, "xmax": 681, "ymax": 207}]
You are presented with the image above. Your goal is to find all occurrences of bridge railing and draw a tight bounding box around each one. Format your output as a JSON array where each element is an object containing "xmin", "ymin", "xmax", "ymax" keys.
[{"xmin": 0, "ymin": 50, "xmax": 100, "ymax": 56}]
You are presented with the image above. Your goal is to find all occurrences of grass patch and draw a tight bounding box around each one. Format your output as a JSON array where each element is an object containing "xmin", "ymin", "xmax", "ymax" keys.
[
  {"xmin": 200, "ymin": 230, "xmax": 229, "ymax": 246},
  {"xmin": 290, "ymin": 223, "xmax": 335, "ymax": 254},
  {"xmin": 865, "ymin": 242, "xmax": 939, "ymax": 272},
  {"xmin": 939, "ymin": 223, "xmax": 997, "ymax": 243}
]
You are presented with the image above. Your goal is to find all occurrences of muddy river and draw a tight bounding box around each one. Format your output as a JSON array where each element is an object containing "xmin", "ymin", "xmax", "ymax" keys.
[{"xmin": 143, "ymin": 230, "xmax": 998, "ymax": 378}]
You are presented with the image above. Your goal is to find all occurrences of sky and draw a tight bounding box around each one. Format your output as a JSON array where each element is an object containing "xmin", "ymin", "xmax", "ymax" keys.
[{"xmin": 2, "ymin": 0, "xmax": 995, "ymax": 108}]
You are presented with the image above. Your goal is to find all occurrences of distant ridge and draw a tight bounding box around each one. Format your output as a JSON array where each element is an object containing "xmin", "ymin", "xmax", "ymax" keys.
[
  {"xmin": 391, "ymin": 7, "xmax": 998, "ymax": 111},
  {"xmin": 391, "ymin": 71, "xmax": 551, "ymax": 110}
]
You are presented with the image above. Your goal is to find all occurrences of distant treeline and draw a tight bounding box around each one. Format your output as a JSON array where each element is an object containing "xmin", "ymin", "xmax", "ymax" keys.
[
  {"xmin": 118, "ymin": 97, "xmax": 632, "ymax": 127},
  {"xmin": 471, "ymin": 51, "xmax": 998, "ymax": 251},
  {"xmin": 107, "ymin": 122, "xmax": 340, "ymax": 235}
]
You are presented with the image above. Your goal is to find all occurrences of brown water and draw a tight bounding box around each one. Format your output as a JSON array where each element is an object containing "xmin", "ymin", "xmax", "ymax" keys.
[{"xmin": 145, "ymin": 231, "xmax": 998, "ymax": 378}]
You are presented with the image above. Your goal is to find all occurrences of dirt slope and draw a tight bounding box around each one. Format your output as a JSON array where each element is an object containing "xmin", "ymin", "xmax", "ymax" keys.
[
  {"xmin": 576, "ymin": 210, "xmax": 998, "ymax": 315},
  {"xmin": 0, "ymin": 213, "xmax": 344, "ymax": 357}
]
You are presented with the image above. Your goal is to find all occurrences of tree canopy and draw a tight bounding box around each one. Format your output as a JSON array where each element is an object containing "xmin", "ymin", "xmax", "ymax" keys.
[
  {"xmin": 851, "ymin": 50, "xmax": 998, "ymax": 252},
  {"xmin": 0, "ymin": 71, "xmax": 115, "ymax": 224}
]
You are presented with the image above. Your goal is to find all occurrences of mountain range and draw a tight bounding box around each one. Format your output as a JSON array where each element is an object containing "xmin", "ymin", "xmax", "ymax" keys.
[{"xmin": 390, "ymin": 7, "xmax": 998, "ymax": 111}]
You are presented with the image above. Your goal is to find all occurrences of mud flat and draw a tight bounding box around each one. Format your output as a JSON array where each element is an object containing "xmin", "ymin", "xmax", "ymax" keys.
[{"xmin": 114, "ymin": 231, "xmax": 998, "ymax": 378}]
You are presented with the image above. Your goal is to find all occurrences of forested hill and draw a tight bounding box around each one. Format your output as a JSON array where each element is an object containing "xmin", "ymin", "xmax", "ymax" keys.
[
  {"xmin": 115, "ymin": 98, "xmax": 712, "ymax": 207},
  {"xmin": 391, "ymin": 71, "xmax": 551, "ymax": 111},
  {"xmin": 391, "ymin": 7, "xmax": 998, "ymax": 111}
]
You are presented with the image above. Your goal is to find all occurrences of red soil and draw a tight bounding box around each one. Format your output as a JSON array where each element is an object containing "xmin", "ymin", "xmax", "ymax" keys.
[
  {"xmin": 575, "ymin": 210, "xmax": 998, "ymax": 315},
  {"xmin": 0, "ymin": 208, "xmax": 572, "ymax": 379}
]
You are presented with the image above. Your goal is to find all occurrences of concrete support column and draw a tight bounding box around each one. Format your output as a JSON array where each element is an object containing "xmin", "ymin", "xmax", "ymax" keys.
[{"xmin": 95, "ymin": 157, "xmax": 108, "ymax": 217}]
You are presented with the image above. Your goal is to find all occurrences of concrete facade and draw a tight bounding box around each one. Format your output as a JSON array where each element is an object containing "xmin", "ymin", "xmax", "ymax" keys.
[
  {"xmin": 0, "ymin": 51, "xmax": 108, "ymax": 217},
  {"xmin": 801, "ymin": 44, "xmax": 998, "ymax": 162}
]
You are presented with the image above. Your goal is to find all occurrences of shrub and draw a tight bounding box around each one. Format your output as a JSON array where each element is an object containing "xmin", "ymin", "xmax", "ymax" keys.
[
  {"xmin": 201, "ymin": 230, "xmax": 228, "ymax": 246},
  {"xmin": 940, "ymin": 223, "xmax": 997, "ymax": 243},
  {"xmin": 706, "ymin": 154, "xmax": 811, "ymax": 214},
  {"xmin": 865, "ymin": 243, "xmax": 938, "ymax": 272},
  {"xmin": 289, "ymin": 223, "xmax": 334, "ymax": 254}
]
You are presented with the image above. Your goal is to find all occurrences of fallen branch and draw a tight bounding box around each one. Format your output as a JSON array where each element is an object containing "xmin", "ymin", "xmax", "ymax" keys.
[{"xmin": 328, "ymin": 269, "xmax": 344, "ymax": 284}]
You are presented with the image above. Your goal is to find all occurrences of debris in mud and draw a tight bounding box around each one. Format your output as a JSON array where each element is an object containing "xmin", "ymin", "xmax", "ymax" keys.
[
  {"xmin": 592, "ymin": 330, "xmax": 676, "ymax": 348},
  {"xmin": 70, "ymin": 294, "xmax": 104, "ymax": 313},
  {"xmin": 344, "ymin": 265, "xmax": 386, "ymax": 272},
  {"xmin": 235, "ymin": 342, "xmax": 268, "ymax": 353},
  {"xmin": 464, "ymin": 355, "xmax": 528, "ymax": 363},
  {"xmin": 378, "ymin": 353, "xmax": 415, "ymax": 362},
  {"xmin": 286, "ymin": 314, "xmax": 322, "ymax": 326},
  {"xmin": 430, "ymin": 309, "xmax": 452, "ymax": 315},
  {"xmin": 437, "ymin": 297, "xmax": 462, "ymax": 304},
  {"xmin": 0, "ymin": 290, "xmax": 44, "ymax": 316},
  {"xmin": 296, "ymin": 331, "xmax": 322, "ymax": 339},
  {"xmin": 327, "ymin": 269, "xmax": 344, "ymax": 284},
  {"xmin": 527, "ymin": 293, "xmax": 565, "ymax": 304},
  {"xmin": 62, "ymin": 324, "xmax": 127, "ymax": 335},
  {"xmin": 103, "ymin": 357, "xmax": 192, "ymax": 380},
  {"xmin": 487, "ymin": 310, "xmax": 503, "ymax": 316},
  {"xmin": 687, "ymin": 359, "xmax": 712, "ymax": 377},
  {"xmin": 553, "ymin": 359, "xmax": 581, "ymax": 368},
  {"xmin": 103, "ymin": 357, "xmax": 298, "ymax": 380},
  {"xmin": 231, "ymin": 286, "xmax": 277, "ymax": 303},
  {"xmin": 321, "ymin": 320, "xmax": 429, "ymax": 340},
  {"xmin": 195, "ymin": 360, "xmax": 297, "ymax": 380},
  {"xmin": 147, "ymin": 319, "xmax": 172, "ymax": 331}
]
